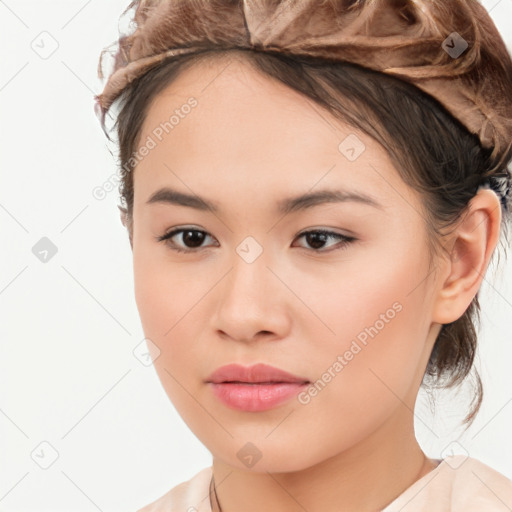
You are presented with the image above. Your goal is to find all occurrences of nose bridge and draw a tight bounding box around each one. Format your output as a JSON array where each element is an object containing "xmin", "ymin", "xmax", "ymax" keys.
[
  {"xmin": 213, "ymin": 235, "xmax": 288, "ymax": 339},
  {"xmin": 226, "ymin": 234, "xmax": 272, "ymax": 304}
]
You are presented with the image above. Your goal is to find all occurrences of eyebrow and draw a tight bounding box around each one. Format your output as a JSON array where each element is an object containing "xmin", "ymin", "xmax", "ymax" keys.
[{"xmin": 146, "ymin": 186, "xmax": 383, "ymax": 214}]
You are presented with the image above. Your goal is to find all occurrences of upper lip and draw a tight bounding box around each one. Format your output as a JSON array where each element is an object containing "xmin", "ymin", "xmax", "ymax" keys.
[{"xmin": 206, "ymin": 363, "xmax": 309, "ymax": 384}]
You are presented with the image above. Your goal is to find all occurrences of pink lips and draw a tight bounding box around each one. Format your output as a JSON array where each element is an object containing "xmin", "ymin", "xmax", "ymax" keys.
[{"xmin": 206, "ymin": 363, "xmax": 309, "ymax": 412}]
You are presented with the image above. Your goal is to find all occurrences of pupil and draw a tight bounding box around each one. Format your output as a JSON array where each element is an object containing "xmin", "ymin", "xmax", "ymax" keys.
[{"xmin": 184, "ymin": 230, "xmax": 204, "ymax": 248}]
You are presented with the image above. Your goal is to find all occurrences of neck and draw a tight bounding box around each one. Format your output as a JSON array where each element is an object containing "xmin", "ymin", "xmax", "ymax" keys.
[{"xmin": 211, "ymin": 407, "xmax": 438, "ymax": 512}]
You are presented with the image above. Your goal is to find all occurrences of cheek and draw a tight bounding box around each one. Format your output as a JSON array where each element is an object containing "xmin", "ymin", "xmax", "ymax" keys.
[
  {"xmin": 302, "ymin": 238, "xmax": 428, "ymax": 370},
  {"xmin": 308, "ymin": 244, "xmax": 431, "ymax": 407},
  {"xmin": 132, "ymin": 258, "xmax": 204, "ymax": 412},
  {"xmin": 133, "ymin": 241, "xmax": 179, "ymax": 362},
  {"xmin": 284, "ymin": 252, "xmax": 432, "ymax": 463},
  {"xmin": 132, "ymin": 237, "xmax": 206, "ymax": 333},
  {"xmin": 132, "ymin": 243, "xmax": 218, "ymax": 380}
]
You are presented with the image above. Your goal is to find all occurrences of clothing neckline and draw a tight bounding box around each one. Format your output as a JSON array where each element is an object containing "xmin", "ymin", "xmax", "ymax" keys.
[
  {"xmin": 207, "ymin": 457, "xmax": 446, "ymax": 512},
  {"xmin": 380, "ymin": 456, "xmax": 451, "ymax": 511}
]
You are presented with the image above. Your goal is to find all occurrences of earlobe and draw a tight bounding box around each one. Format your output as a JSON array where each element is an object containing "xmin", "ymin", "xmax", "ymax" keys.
[{"xmin": 432, "ymin": 188, "xmax": 502, "ymax": 325}]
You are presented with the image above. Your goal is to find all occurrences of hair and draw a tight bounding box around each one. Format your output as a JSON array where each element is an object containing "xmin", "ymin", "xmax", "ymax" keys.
[{"xmin": 98, "ymin": 37, "xmax": 512, "ymax": 430}]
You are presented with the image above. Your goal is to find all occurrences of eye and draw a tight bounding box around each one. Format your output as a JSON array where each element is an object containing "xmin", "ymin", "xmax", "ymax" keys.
[
  {"xmin": 294, "ymin": 229, "xmax": 356, "ymax": 252},
  {"xmin": 156, "ymin": 227, "xmax": 216, "ymax": 254},
  {"xmin": 156, "ymin": 228, "xmax": 356, "ymax": 254}
]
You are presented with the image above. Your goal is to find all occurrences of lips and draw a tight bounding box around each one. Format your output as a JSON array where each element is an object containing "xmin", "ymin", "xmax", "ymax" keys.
[
  {"xmin": 206, "ymin": 363, "xmax": 309, "ymax": 384},
  {"xmin": 206, "ymin": 363, "xmax": 310, "ymax": 412}
]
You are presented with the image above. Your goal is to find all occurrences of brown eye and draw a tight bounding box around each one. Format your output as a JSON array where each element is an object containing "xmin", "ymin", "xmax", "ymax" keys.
[
  {"xmin": 294, "ymin": 230, "xmax": 356, "ymax": 252},
  {"xmin": 157, "ymin": 228, "xmax": 214, "ymax": 253}
]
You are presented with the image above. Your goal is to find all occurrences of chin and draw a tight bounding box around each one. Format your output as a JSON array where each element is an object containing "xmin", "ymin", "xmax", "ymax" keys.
[{"xmin": 208, "ymin": 434, "xmax": 325, "ymax": 474}]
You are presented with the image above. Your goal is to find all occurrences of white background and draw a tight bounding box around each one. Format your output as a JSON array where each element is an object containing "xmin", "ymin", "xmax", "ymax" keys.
[{"xmin": 1, "ymin": 1, "xmax": 512, "ymax": 510}]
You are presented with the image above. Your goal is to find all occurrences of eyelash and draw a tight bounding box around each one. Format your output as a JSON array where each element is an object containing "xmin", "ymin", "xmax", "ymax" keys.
[{"xmin": 156, "ymin": 228, "xmax": 356, "ymax": 254}]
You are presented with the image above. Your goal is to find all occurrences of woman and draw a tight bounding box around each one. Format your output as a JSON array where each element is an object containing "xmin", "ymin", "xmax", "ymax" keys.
[{"xmin": 95, "ymin": 0, "xmax": 512, "ymax": 510}]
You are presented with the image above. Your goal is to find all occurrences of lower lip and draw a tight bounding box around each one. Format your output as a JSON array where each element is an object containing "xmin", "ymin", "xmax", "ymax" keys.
[{"xmin": 208, "ymin": 382, "xmax": 309, "ymax": 412}]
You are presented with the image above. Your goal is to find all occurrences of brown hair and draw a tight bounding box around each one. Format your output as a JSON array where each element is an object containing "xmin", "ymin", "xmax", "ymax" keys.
[{"xmin": 96, "ymin": 2, "xmax": 512, "ymax": 429}]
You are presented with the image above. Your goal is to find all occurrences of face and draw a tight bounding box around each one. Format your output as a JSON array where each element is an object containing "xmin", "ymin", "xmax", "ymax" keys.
[{"xmin": 131, "ymin": 53, "xmax": 442, "ymax": 473}]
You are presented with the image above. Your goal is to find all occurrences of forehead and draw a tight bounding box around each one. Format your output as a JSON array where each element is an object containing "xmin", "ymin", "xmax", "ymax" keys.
[
  {"xmin": 133, "ymin": 53, "xmax": 411, "ymax": 213},
  {"xmin": 139, "ymin": 53, "xmax": 346, "ymax": 156}
]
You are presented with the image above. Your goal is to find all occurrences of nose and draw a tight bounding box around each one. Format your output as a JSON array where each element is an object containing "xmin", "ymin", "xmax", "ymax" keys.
[{"xmin": 211, "ymin": 246, "xmax": 292, "ymax": 344}]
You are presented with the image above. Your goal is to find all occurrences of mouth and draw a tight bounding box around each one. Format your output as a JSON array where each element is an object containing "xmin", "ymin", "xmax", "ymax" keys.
[
  {"xmin": 205, "ymin": 363, "xmax": 310, "ymax": 411},
  {"xmin": 214, "ymin": 380, "xmax": 310, "ymax": 384},
  {"xmin": 207, "ymin": 380, "xmax": 310, "ymax": 412},
  {"xmin": 206, "ymin": 362, "xmax": 309, "ymax": 385}
]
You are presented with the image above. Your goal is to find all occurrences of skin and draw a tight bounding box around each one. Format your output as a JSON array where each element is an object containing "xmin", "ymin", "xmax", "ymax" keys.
[{"xmin": 125, "ymin": 51, "xmax": 502, "ymax": 511}]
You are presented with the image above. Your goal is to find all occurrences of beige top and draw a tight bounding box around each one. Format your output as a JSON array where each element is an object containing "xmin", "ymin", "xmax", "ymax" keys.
[{"xmin": 138, "ymin": 455, "xmax": 512, "ymax": 512}]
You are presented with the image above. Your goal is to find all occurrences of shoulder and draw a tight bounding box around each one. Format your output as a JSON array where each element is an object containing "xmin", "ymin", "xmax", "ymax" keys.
[
  {"xmin": 137, "ymin": 466, "xmax": 213, "ymax": 512},
  {"xmin": 383, "ymin": 455, "xmax": 512, "ymax": 512}
]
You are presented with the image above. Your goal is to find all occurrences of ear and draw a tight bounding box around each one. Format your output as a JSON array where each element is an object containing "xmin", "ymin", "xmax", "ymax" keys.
[
  {"xmin": 432, "ymin": 188, "xmax": 502, "ymax": 324},
  {"xmin": 118, "ymin": 205, "xmax": 133, "ymax": 251},
  {"xmin": 118, "ymin": 205, "xmax": 128, "ymax": 227}
]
